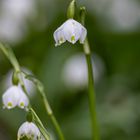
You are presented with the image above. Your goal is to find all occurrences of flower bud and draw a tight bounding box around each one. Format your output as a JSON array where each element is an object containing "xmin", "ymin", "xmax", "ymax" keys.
[
  {"xmin": 17, "ymin": 122, "xmax": 41, "ymax": 140},
  {"xmin": 67, "ymin": 0, "xmax": 76, "ymax": 19}
]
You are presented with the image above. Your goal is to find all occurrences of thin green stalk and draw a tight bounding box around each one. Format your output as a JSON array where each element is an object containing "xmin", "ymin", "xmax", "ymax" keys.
[
  {"xmin": 30, "ymin": 107, "xmax": 50, "ymax": 140},
  {"xmin": 43, "ymin": 96, "xmax": 65, "ymax": 140},
  {"xmin": 84, "ymin": 39, "xmax": 100, "ymax": 140},
  {"xmin": 80, "ymin": 8, "xmax": 100, "ymax": 140},
  {"xmin": 0, "ymin": 43, "xmax": 20, "ymax": 72},
  {"xmin": 0, "ymin": 43, "xmax": 28, "ymax": 94},
  {"xmin": 24, "ymin": 76, "xmax": 65, "ymax": 140},
  {"xmin": 39, "ymin": 90, "xmax": 65, "ymax": 140},
  {"xmin": 0, "ymin": 43, "xmax": 26, "ymax": 90}
]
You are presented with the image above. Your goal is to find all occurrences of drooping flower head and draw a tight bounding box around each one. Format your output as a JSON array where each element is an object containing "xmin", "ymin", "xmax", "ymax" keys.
[
  {"xmin": 17, "ymin": 121, "xmax": 41, "ymax": 140},
  {"xmin": 2, "ymin": 85, "xmax": 29, "ymax": 109},
  {"xmin": 53, "ymin": 19, "xmax": 87, "ymax": 46}
]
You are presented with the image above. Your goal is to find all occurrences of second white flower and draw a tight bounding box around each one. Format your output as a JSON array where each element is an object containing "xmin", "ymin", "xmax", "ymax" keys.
[{"xmin": 2, "ymin": 85, "xmax": 29, "ymax": 109}]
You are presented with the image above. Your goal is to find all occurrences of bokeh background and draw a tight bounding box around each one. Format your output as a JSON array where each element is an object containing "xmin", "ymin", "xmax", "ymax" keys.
[{"xmin": 0, "ymin": 0, "xmax": 140, "ymax": 139}]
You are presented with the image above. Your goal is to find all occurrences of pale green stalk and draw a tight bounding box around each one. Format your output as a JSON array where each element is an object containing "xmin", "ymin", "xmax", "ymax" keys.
[
  {"xmin": 30, "ymin": 108, "xmax": 50, "ymax": 140},
  {"xmin": 24, "ymin": 75, "xmax": 65, "ymax": 140}
]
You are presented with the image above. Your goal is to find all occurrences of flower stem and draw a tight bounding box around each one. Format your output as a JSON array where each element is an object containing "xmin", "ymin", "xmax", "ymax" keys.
[
  {"xmin": 0, "ymin": 43, "xmax": 28, "ymax": 94},
  {"xmin": 80, "ymin": 8, "xmax": 100, "ymax": 140},
  {"xmin": 24, "ymin": 75, "xmax": 65, "ymax": 140},
  {"xmin": 0, "ymin": 43, "xmax": 20, "ymax": 72},
  {"xmin": 42, "ymin": 94, "xmax": 65, "ymax": 140},
  {"xmin": 84, "ymin": 38, "xmax": 100, "ymax": 140},
  {"xmin": 29, "ymin": 107, "xmax": 50, "ymax": 140}
]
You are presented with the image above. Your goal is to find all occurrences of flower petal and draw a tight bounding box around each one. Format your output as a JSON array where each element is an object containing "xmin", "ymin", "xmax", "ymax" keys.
[
  {"xmin": 53, "ymin": 25, "xmax": 66, "ymax": 46},
  {"xmin": 18, "ymin": 88, "xmax": 29, "ymax": 109},
  {"xmin": 2, "ymin": 86, "xmax": 20, "ymax": 109}
]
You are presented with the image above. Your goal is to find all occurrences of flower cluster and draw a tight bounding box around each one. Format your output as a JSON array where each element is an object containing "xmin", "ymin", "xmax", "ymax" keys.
[
  {"xmin": 2, "ymin": 85, "xmax": 29, "ymax": 109},
  {"xmin": 2, "ymin": 84, "xmax": 43, "ymax": 140},
  {"xmin": 53, "ymin": 19, "xmax": 87, "ymax": 46}
]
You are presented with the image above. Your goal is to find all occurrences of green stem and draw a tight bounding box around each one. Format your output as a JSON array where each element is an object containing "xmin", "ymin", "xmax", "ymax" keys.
[
  {"xmin": 0, "ymin": 43, "xmax": 20, "ymax": 72},
  {"xmin": 30, "ymin": 107, "xmax": 50, "ymax": 140},
  {"xmin": 41, "ymin": 91, "xmax": 65, "ymax": 140},
  {"xmin": 80, "ymin": 7, "xmax": 100, "ymax": 140},
  {"xmin": 84, "ymin": 41, "xmax": 100, "ymax": 140},
  {"xmin": 24, "ymin": 76, "xmax": 65, "ymax": 140},
  {"xmin": 0, "ymin": 43, "xmax": 28, "ymax": 94},
  {"xmin": 0, "ymin": 43, "xmax": 25, "ymax": 90}
]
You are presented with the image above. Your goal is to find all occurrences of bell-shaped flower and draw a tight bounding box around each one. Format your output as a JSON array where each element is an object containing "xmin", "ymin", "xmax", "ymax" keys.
[
  {"xmin": 2, "ymin": 86, "xmax": 20, "ymax": 109},
  {"xmin": 53, "ymin": 19, "xmax": 87, "ymax": 46},
  {"xmin": 18, "ymin": 88, "xmax": 29, "ymax": 109},
  {"xmin": 17, "ymin": 121, "xmax": 41, "ymax": 140},
  {"xmin": 2, "ymin": 85, "xmax": 29, "ymax": 109}
]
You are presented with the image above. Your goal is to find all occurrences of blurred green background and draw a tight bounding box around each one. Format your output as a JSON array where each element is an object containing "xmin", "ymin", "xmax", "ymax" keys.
[{"xmin": 0, "ymin": 0, "xmax": 140, "ymax": 139}]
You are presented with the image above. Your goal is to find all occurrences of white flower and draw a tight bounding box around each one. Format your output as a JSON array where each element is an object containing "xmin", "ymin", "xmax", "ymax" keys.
[
  {"xmin": 17, "ymin": 122, "xmax": 41, "ymax": 140},
  {"xmin": 2, "ymin": 86, "xmax": 20, "ymax": 109},
  {"xmin": 53, "ymin": 19, "xmax": 87, "ymax": 46},
  {"xmin": 2, "ymin": 86, "xmax": 29, "ymax": 109}
]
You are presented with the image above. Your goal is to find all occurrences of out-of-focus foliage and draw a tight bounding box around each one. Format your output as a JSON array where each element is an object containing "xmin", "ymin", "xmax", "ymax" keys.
[{"xmin": 0, "ymin": 0, "xmax": 140, "ymax": 140}]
